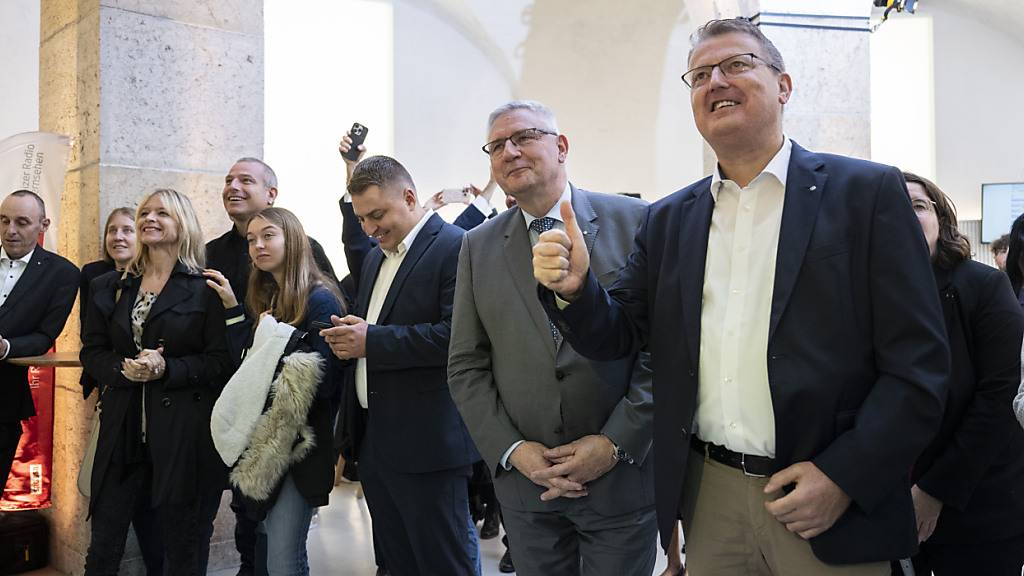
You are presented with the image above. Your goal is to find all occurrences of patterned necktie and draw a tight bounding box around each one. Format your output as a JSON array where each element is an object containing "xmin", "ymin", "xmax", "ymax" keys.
[{"xmin": 529, "ymin": 217, "xmax": 563, "ymax": 345}]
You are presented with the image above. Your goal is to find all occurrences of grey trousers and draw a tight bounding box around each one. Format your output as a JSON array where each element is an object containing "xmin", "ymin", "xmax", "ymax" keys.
[{"xmin": 501, "ymin": 500, "xmax": 657, "ymax": 576}]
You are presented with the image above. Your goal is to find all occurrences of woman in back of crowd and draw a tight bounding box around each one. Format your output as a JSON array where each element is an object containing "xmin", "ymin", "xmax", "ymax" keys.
[
  {"xmin": 80, "ymin": 207, "xmax": 137, "ymax": 399},
  {"xmin": 204, "ymin": 206, "xmax": 344, "ymax": 576},
  {"xmin": 78, "ymin": 206, "xmax": 165, "ymax": 575},
  {"xmin": 903, "ymin": 172, "xmax": 1024, "ymax": 575},
  {"xmin": 80, "ymin": 189, "xmax": 230, "ymax": 575},
  {"xmin": 1004, "ymin": 212, "xmax": 1024, "ymax": 307}
]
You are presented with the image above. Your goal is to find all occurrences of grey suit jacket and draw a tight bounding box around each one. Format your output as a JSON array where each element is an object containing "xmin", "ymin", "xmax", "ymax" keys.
[{"xmin": 448, "ymin": 185, "xmax": 654, "ymax": 516}]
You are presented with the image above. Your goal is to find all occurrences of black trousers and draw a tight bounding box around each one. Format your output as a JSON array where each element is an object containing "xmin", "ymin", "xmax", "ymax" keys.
[
  {"xmin": 0, "ymin": 421, "xmax": 22, "ymax": 492},
  {"xmin": 196, "ymin": 487, "xmax": 228, "ymax": 576},
  {"xmin": 85, "ymin": 458, "xmax": 220, "ymax": 576},
  {"xmin": 131, "ymin": 494, "xmax": 164, "ymax": 575},
  {"xmin": 359, "ymin": 429, "xmax": 476, "ymax": 576},
  {"xmin": 913, "ymin": 533, "xmax": 1024, "ymax": 576},
  {"xmin": 229, "ymin": 487, "xmax": 258, "ymax": 574}
]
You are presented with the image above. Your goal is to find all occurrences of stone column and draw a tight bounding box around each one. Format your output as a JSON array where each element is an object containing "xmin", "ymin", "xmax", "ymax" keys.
[
  {"xmin": 39, "ymin": 1, "xmax": 263, "ymax": 573},
  {"xmin": 687, "ymin": 0, "xmax": 873, "ymax": 173}
]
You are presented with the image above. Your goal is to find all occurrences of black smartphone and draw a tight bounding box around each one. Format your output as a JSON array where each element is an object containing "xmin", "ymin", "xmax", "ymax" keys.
[
  {"xmin": 310, "ymin": 320, "xmax": 333, "ymax": 331},
  {"xmin": 343, "ymin": 122, "xmax": 369, "ymax": 162}
]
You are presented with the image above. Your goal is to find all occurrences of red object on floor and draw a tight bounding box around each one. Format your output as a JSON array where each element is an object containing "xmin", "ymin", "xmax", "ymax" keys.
[{"xmin": 1, "ymin": 363, "xmax": 55, "ymax": 511}]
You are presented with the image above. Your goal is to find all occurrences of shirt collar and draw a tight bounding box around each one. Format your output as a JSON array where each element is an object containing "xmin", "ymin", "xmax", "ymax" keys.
[
  {"xmin": 0, "ymin": 246, "xmax": 35, "ymax": 265},
  {"xmin": 522, "ymin": 182, "xmax": 573, "ymax": 231},
  {"xmin": 710, "ymin": 137, "xmax": 792, "ymax": 201},
  {"xmin": 383, "ymin": 209, "xmax": 434, "ymax": 258}
]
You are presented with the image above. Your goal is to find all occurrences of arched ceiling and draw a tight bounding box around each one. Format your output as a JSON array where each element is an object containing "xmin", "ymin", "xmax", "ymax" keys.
[{"xmin": 934, "ymin": 0, "xmax": 1024, "ymax": 45}]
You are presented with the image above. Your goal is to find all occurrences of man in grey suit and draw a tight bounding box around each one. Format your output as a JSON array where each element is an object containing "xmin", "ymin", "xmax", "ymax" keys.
[{"xmin": 447, "ymin": 100, "xmax": 657, "ymax": 575}]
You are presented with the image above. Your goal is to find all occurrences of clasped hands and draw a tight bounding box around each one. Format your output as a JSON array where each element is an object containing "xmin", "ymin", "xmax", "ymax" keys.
[
  {"xmin": 511, "ymin": 435, "xmax": 617, "ymax": 501},
  {"xmin": 122, "ymin": 347, "xmax": 165, "ymax": 383},
  {"xmin": 321, "ymin": 315, "xmax": 369, "ymax": 360}
]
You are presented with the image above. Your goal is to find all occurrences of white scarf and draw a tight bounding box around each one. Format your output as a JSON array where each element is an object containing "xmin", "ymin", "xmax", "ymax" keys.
[{"xmin": 211, "ymin": 314, "xmax": 295, "ymax": 466}]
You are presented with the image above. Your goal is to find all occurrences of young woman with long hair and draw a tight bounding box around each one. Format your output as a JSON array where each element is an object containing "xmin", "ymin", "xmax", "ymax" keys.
[
  {"xmin": 205, "ymin": 206, "xmax": 344, "ymax": 576},
  {"xmin": 80, "ymin": 189, "xmax": 231, "ymax": 575}
]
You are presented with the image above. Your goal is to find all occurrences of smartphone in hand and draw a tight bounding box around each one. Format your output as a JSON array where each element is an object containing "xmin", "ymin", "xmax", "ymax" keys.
[
  {"xmin": 441, "ymin": 188, "xmax": 470, "ymax": 204},
  {"xmin": 342, "ymin": 122, "xmax": 369, "ymax": 162}
]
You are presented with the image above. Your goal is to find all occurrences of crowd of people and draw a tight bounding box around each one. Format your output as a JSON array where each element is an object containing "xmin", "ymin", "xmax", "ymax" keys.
[{"xmin": 2, "ymin": 16, "xmax": 1024, "ymax": 576}]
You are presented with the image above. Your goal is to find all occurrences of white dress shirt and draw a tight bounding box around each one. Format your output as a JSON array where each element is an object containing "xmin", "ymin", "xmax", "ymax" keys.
[
  {"xmin": 470, "ymin": 195, "xmax": 493, "ymax": 217},
  {"xmin": 356, "ymin": 210, "xmax": 435, "ymax": 409},
  {"xmin": 0, "ymin": 247, "xmax": 35, "ymax": 360},
  {"xmin": 695, "ymin": 138, "xmax": 792, "ymax": 458},
  {"xmin": 500, "ymin": 183, "xmax": 573, "ymax": 469}
]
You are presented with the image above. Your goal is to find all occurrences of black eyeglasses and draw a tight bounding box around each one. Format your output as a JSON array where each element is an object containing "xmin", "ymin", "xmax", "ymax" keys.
[
  {"xmin": 482, "ymin": 128, "xmax": 557, "ymax": 157},
  {"xmin": 681, "ymin": 53, "xmax": 781, "ymax": 88}
]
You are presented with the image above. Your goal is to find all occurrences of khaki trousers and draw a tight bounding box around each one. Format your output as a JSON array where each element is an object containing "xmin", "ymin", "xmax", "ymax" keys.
[{"xmin": 680, "ymin": 450, "xmax": 890, "ymax": 576}]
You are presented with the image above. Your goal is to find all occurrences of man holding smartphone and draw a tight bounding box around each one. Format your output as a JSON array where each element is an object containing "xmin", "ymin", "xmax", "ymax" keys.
[{"xmin": 324, "ymin": 153, "xmax": 481, "ymax": 575}]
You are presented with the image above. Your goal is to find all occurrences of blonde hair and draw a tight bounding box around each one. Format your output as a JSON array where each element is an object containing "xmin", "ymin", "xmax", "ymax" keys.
[
  {"xmin": 245, "ymin": 207, "xmax": 344, "ymax": 326},
  {"xmin": 126, "ymin": 188, "xmax": 205, "ymax": 276}
]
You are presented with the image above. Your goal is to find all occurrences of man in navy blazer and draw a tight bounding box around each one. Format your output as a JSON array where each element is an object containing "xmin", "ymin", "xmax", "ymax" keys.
[
  {"xmin": 533, "ymin": 18, "xmax": 949, "ymax": 575},
  {"xmin": 323, "ymin": 155, "xmax": 480, "ymax": 575},
  {"xmin": 0, "ymin": 190, "xmax": 79, "ymax": 490}
]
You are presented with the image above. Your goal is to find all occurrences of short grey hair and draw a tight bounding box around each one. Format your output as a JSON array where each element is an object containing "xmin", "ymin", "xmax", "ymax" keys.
[
  {"xmin": 487, "ymin": 100, "xmax": 560, "ymax": 134},
  {"xmin": 688, "ymin": 17, "xmax": 786, "ymax": 72},
  {"xmin": 234, "ymin": 157, "xmax": 278, "ymax": 189}
]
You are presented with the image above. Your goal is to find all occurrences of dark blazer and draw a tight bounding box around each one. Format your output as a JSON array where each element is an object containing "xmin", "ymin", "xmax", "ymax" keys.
[
  {"xmin": 0, "ymin": 245, "xmax": 80, "ymax": 423},
  {"xmin": 339, "ymin": 213, "xmax": 479, "ymax": 473},
  {"xmin": 79, "ymin": 260, "xmax": 117, "ymax": 399},
  {"xmin": 543, "ymin": 142, "xmax": 950, "ymax": 564},
  {"xmin": 448, "ymin": 187, "xmax": 655, "ymax": 516},
  {"xmin": 913, "ymin": 260, "xmax": 1024, "ymax": 544},
  {"xmin": 452, "ymin": 204, "xmax": 496, "ymax": 230},
  {"xmin": 80, "ymin": 264, "xmax": 231, "ymax": 512},
  {"xmin": 225, "ymin": 286, "xmax": 345, "ymax": 510}
]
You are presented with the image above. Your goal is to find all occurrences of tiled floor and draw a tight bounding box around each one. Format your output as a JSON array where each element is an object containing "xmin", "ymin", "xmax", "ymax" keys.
[
  {"xmin": 25, "ymin": 482, "xmax": 672, "ymax": 575},
  {"xmin": 212, "ymin": 482, "xmax": 671, "ymax": 576}
]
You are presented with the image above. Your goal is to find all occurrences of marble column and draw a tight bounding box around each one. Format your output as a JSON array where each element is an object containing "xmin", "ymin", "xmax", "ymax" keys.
[{"xmin": 39, "ymin": 1, "xmax": 263, "ymax": 573}]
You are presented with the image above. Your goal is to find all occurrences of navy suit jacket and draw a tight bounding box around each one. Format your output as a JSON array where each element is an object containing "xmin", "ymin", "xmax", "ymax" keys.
[
  {"xmin": 0, "ymin": 245, "xmax": 79, "ymax": 422},
  {"xmin": 542, "ymin": 142, "xmax": 950, "ymax": 564},
  {"xmin": 343, "ymin": 213, "xmax": 479, "ymax": 473}
]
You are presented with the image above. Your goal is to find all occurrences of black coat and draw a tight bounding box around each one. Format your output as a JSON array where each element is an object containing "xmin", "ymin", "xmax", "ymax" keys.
[
  {"xmin": 79, "ymin": 260, "xmax": 116, "ymax": 399},
  {"xmin": 0, "ymin": 245, "xmax": 79, "ymax": 423},
  {"xmin": 913, "ymin": 260, "xmax": 1024, "ymax": 543},
  {"xmin": 80, "ymin": 263, "xmax": 230, "ymax": 512}
]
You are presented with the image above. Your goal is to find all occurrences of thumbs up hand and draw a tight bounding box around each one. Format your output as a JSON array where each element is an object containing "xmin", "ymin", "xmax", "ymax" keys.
[{"xmin": 532, "ymin": 200, "xmax": 590, "ymax": 302}]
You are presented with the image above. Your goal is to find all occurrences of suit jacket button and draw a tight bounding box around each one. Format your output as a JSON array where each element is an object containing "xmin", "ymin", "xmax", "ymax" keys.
[
  {"xmin": 161, "ymin": 397, "xmax": 171, "ymax": 408},
  {"xmin": 554, "ymin": 426, "xmax": 563, "ymax": 434},
  {"xmin": 555, "ymin": 370, "xmax": 565, "ymax": 381},
  {"xmin": 688, "ymin": 370, "xmax": 696, "ymax": 377},
  {"xmin": 193, "ymin": 392, "xmax": 201, "ymax": 402},
  {"xmin": 681, "ymin": 427, "xmax": 687, "ymax": 436}
]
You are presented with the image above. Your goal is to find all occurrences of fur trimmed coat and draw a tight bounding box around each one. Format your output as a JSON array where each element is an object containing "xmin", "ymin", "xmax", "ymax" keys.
[{"xmin": 222, "ymin": 287, "xmax": 345, "ymax": 516}]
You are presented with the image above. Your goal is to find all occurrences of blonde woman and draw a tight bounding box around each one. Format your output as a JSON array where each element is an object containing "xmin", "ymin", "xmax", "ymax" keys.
[{"xmin": 80, "ymin": 189, "xmax": 231, "ymax": 575}]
